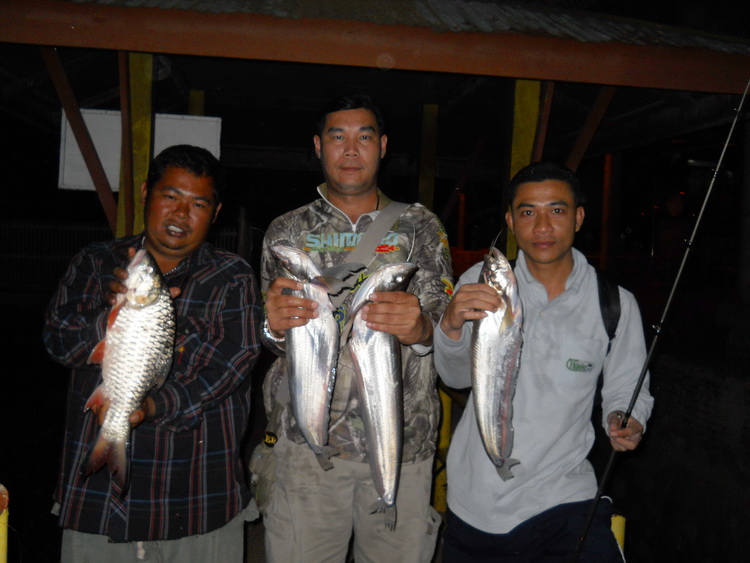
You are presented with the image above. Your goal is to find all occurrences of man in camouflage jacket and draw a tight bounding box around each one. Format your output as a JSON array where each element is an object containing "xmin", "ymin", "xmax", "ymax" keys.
[{"xmin": 258, "ymin": 95, "xmax": 453, "ymax": 563}]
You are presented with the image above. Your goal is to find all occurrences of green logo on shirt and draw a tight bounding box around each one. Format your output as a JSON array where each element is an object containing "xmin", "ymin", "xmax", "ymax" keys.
[{"xmin": 566, "ymin": 359, "xmax": 595, "ymax": 372}]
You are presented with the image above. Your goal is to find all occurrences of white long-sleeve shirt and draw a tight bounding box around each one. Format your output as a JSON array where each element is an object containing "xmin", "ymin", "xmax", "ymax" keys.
[{"xmin": 435, "ymin": 248, "xmax": 653, "ymax": 534}]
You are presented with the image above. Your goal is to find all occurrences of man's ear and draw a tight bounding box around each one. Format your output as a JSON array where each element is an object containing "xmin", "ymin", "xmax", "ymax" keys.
[
  {"xmin": 505, "ymin": 210, "xmax": 514, "ymax": 234},
  {"xmin": 313, "ymin": 135, "xmax": 322, "ymax": 159},
  {"xmin": 575, "ymin": 206, "xmax": 585, "ymax": 232},
  {"xmin": 212, "ymin": 202, "xmax": 223, "ymax": 224},
  {"xmin": 140, "ymin": 182, "xmax": 148, "ymax": 206},
  {"xmin": 380, "ymin": 134, "xmax": 388, "ymax": 158}
]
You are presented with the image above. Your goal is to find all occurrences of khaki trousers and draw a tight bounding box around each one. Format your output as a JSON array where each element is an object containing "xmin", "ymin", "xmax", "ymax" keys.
[
  {"xmin": 264, "ymin": 438, "xmax": 441, "ymax": 563},
  {"xmin": 60, "ymin": 502, "xmax": 258, "ymax": 563}
]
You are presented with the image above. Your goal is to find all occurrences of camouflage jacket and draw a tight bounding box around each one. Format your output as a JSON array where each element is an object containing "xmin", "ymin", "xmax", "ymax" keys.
[{"xmin": 260, "ymin": 185, "xmax": 454, "ymax": 464}]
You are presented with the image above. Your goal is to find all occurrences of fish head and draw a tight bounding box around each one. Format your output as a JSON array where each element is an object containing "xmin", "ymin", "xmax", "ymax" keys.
[
  {"xmin": 348, "ymin": 262, "xmax": 419, "ymax": 317},
  {"xmin": 270, "ymin": 245, "xmax": 322, "ymax": 282},
  {"xmin": 125, "ymin": 249, "xmax": 166, "ymax": 307},
  {"xmin": 381, "ymin": 262, "xmax": 418, "ymax": 292},
  {"xmin": 480, "ymin": 247, "xmax": 515, "ymax": 292},
  {"xmin": 362, "ymin": 262, "xmax": 418, "ymax": 295}
]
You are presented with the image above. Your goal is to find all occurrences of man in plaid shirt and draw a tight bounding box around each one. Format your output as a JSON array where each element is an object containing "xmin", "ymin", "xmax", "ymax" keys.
[{"xmin": 44, "ymin": 145, "xmax": 261, "ymax": 561}]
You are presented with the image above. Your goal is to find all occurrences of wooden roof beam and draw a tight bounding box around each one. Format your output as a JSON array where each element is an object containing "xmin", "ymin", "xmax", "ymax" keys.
[{"xmin": 1, "ymin": 0, "xmax": 748, "ymax": 95}]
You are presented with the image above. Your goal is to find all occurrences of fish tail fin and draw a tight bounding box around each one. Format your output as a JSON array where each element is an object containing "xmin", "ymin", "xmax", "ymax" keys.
[
  {"xmin": 110, "ymin": 441, "xmax": 131, "ymax": 498},
  {"xmin": 368, "ymin": 499, "xmax": 398, "ymax": 531},
  {"xmin": 81, "ymin": 433, "xmax": 131, "ymax": 496},
  {"xmin": 496, "ymin": 458, "xmax": 521, "ymax": 481},
  {"xmin": 312, "ymin": 446, "xmax": 339, "ymax": 471},
  {"xmin": 384, "ymin": 504, "xmax": 397, "ymax": 531},
  {"xmin": 81, "ymin": 431, "xmax": 112, "ymax": 477}
]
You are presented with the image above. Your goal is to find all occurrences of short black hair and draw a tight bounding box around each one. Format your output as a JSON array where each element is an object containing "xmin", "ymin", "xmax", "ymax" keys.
[
  {"xmin": 316, "ymin": 94, "xmax": 386, "ymax": 137},
  {"xmin": 507, "ymin": 162, "xmax": 584, "ymax": 208},
  {"xmin": 145, "ymin": 145, "xmax": 225, "ymax": 204}
]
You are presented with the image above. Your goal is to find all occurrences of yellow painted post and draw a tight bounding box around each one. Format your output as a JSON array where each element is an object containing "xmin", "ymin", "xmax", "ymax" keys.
[
  {"xmin": 117, "ymin": 52, "xmax": 153, "ymax": 237},
  {"xmin": 433, "ymin": 388, "xmax": 452, "ymax": 512},
  {"xmin": 0, "ymin": 484, "xmax": 9, "ymax": 563},
  {"xmin": 188, "ymin": 90, "xmax": 206, "ymax": 116},
  {"xmin": 424, "ymin": 102, "xmax": 444, "ymax": 511},
  {"xmin": 507, "ymin": 79, "xmax": 541, "ymax": 258},
  {"xmin": 611, "ymin": 514, "xmax": 626, "ymax": 550}
]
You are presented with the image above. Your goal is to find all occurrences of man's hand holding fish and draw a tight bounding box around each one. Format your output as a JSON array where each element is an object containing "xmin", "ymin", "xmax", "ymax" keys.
[
  {"xmin": 358, "ymin": 290, "xmax": 432, "ymax": 346},
  {"xmin": 439, "ymin": 282, "xmax": 503, "ymax": 339}
]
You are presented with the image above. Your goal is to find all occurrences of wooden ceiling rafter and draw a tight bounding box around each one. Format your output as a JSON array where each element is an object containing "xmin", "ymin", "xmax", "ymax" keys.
[{"xmin": 0, "ymin": 0, "xmax": 748, "ymax": 96}]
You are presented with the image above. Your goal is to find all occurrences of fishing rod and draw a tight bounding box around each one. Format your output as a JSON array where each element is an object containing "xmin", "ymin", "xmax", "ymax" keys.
[{"xmin": 571, "ymin": 77, "xmax": 750, "ymax": 563}]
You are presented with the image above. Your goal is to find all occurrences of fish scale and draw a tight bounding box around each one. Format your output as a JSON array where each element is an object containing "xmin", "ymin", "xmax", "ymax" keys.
[{"xmin": 82, "ymin": 249, "xmax": 175, "ymax": 494}]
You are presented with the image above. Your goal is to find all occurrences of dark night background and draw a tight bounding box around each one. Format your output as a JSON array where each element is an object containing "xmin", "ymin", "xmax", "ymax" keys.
[{"xmin": 1, "ymin": 2, "xmax": 750, "ymax": 560}]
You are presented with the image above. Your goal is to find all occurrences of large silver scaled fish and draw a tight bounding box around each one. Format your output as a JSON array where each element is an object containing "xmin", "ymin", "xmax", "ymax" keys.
[
  {"xmin": 270, "ymin": 245, "xmax": 339, "ymax": 461},
  {"xmin": 471, "ymin": 247, "xmax": 523, "ymax": 481},
  {"xmin": 348, "ymin": 262, "xmax": 418, "ymax": 530},
  {"xmin": 83, "ymin": 249, "xmax": 176, "ymax": 492}
]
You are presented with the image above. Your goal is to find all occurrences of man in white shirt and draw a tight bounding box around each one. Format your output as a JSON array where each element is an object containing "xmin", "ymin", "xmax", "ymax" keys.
[{"xmin": 435, "ymin": 162, "xmax": 653, "ymax": 562}]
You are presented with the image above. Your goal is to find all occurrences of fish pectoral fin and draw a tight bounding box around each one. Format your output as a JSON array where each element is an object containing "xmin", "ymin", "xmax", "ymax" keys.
[
  {"xmin": 106, "ymin": 301, "xmax": 125, "ymax": 330},
  {"xmin": 496, "ymin": 458, "xmax": 521, "ymax": 482},
  {"xmin": 83, "ymin": 385, "xmax": 107, "ymax": 412},
  {"xmin": 368, "ymin": 499, "xmax": 397, "ymax": 531},
  {"xmin": 313, "ymin": 446, "xmax": 339, "ymax": 471},
  {"xmin": 87, "ymin": 340, "xmax": 107, "ymax": 365}
]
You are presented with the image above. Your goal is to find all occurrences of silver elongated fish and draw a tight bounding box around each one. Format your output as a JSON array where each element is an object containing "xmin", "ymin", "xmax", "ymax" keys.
[
  {"xmin": 270, "ymin": 245, "xmax": 339, "ymax": 461},
  {"xmin": 471, "ymin": 247, "xmax": 523, "ymax": 481},
  {"xmin": 348, "ymin": 262, "xmax": 418, "ymax": 530},
  {"xmin": 83, "ymin": 249, "xmax": 176, "ymax": 493}
]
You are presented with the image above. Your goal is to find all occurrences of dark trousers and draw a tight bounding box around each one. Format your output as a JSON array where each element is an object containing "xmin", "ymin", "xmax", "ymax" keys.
[{"xmin": 442, "ymin": 499, "xmax": 624, "ymax": 563}]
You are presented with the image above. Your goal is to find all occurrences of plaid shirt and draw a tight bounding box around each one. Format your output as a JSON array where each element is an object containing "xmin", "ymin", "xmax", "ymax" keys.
[{"xmin": 44, "ymin": 235, "xmax": 261, "ymax": 542}]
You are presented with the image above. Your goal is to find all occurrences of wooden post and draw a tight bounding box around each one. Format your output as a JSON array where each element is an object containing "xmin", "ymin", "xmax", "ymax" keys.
[
  {"xmin": 0, "ymin": 484, "xmax": 8, "ymax": 563},
  {"xmin": 741, "ymin": 119, "xmax": 750, "ymax": 304},
  {"xmin": 600, "ymin": 153, "xmax": 613, "ymax": 271},
  {"xmin": 508, "ymin": 79, "xmax": 542, "ymax": 258},
  {"xmin": 128, "ymin": 52, "xmax": 153, "ymax": 235},
  {"xmin": 532, "ymin": 81, "xmax": 555, "ymax": 163},
  {"xmin": 189, "ymin": 90, "xmax": 206, "ymax": 116},
  {"xmin": 118, "ymin": 51, "xmax": 135, "ymax": 236},
  {"xmin": 433, "ymin": 389, "xmax": 452, "ymax": 512},
  {"xmin": 565, "ymin": 86, "xmax": 616, "ymax": 172},
  {"xmin": 418, "ymin": 104, "xmax": 438, "ymax": 210},
  {"xmin": 40, "ymin": 47, "xmax": 118, "ymax": 233}
]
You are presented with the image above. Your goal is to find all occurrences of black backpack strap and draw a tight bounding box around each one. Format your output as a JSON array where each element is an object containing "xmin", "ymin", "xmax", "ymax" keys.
[
  {"xmin": 596, "ymin": 270, "xmax": 621, "ymax": 354},
  {"xmin": 510, "ymin": 257, "xmax": 620, "ymax": 354}
]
